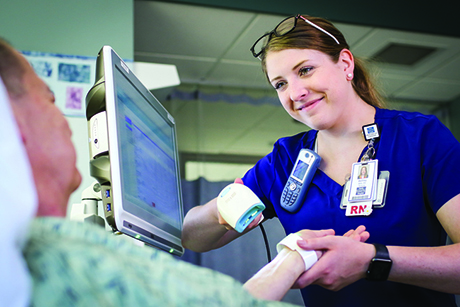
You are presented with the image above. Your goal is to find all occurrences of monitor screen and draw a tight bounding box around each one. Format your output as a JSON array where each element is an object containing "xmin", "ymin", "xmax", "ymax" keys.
[{"xmin": 86, "ymin": 46, "xmax": 184, "ymax": 256}]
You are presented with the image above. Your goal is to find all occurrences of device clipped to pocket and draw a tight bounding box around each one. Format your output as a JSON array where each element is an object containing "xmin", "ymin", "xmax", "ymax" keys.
[
  {"xmin": 217, "ymin": 183, "xmax": 265, "ymax": 233},
  {"xmin": 280, "ymin": 149, "xmax": 321, "ymax": 213}
]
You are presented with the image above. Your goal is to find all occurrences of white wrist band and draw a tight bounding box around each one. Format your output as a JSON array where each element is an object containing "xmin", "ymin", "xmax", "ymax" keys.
[{"xmin": 276, "ymin": 233, "xmax": 317, "ymax": 271}]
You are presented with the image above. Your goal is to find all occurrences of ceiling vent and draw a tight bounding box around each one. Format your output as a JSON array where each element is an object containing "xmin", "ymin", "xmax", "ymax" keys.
[{"xmin": 371, "ymin": 43, "xmax": 437, "ymax": 66}]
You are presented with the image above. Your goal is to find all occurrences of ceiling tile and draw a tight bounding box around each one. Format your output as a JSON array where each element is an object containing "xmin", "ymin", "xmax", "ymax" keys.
[
  {"xmin": 207, "ymin": 60, "xmax": 268, "ymax": 88},
  {"xmin": 429, "ymin": 54, "xmax": 460, "ymax": 82},
  {"xmin": 223, "ymin": 13, "xmax": 287, "ymax": 62},
  {"xmin": 378, "ymin": 73, "xmax": 417, "ymax": 96},
  {"xmin": 352, "ymin": 28, "xmax": 460, "ymax": 77},
  {"xmin": 335, "ymin": 22, "xmax": 375, "ymax": 47},
  {"xmin": 134, "ymin": 53, "xmax": 216, "ymax": 83},
  {"xmin": 135, "ymin": 1, "xmax": 254, "ymax": 58},
  {"xmin": 392, "ymin": 78, "xmax": 460, "ymax": 102}
]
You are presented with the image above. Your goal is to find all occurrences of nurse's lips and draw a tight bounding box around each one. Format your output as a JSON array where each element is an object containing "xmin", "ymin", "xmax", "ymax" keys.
[{"xmin": 297, "ymin": 97, "xmax": 323, "ymax": 111}]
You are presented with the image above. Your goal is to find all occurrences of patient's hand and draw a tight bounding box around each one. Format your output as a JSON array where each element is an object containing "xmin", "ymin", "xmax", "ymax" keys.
[
  {"xmin": 295, "ymin": 226, "xmax": 368, "ymax": 259},
  {"xmin": 292, "ymin": 226, "xmax": 370, "ymax": 290},
  {"xmin": 342, "ymin": 225, "xmax": 370, "ymax": 243}
]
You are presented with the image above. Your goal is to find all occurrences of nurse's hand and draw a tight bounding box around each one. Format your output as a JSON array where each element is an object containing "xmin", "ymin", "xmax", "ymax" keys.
[
  {"xmin": 217, "ymin": 178, "xmax": 264, "ymax": 232},
  {"xmin": 292, "ymin": 226, "xmax": 372, "ymax": 290},
  {"xmin": 217, "ymin": 210, "xmax": 263, "ymax": 231}
]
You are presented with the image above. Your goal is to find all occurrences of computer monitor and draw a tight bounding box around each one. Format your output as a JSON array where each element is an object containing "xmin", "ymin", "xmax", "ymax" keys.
[{"xmin": 85, "ymin": 46, "xmax": 184, "ymax": 256}]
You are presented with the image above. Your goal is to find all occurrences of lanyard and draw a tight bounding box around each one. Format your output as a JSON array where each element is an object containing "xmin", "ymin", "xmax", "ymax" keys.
[
  {"xmin": 361, "ymin": 123, "xmax": 379, "ymax": 162},
  {"xmin": 361, "ymin": 138, "xmax": 376, "ymax": 162}
]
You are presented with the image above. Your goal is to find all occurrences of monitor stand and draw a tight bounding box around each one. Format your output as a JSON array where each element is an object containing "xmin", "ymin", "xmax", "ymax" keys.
[
  {"xmin": 69, "ymin": 181, "xmax": 148, "ymax": 248},
  {"xmin": 69, "ymin": 181, "xmax": 105, "ymax": 227}
]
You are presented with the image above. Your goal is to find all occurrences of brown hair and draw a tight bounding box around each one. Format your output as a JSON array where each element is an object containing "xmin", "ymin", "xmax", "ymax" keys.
[
  {"xmin": 0, "ymin": 38, "xmax": 27, "ymax": 99},
  {"xmin": 260, "ymin": 16, "xmax": 385, "ymax": 108}
]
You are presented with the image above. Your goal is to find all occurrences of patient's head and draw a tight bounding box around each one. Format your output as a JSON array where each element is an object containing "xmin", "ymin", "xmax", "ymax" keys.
[{"xmin": 0, "ymin": 38, "xmax": 81, "ymax": 217}]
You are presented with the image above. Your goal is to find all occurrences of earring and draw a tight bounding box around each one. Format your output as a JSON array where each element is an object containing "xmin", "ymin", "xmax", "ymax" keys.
[{"xmin": 347, "ymin": 73, "xmax": 353, "ymax": 79}]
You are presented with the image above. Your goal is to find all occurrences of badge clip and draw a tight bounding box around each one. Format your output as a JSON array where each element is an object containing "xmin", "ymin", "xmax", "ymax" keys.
[
  {"xmin": 362, "ymin": 123, "xmax": 379, "ymax": 142},
  {"xmin": 361, "ymin": 123, "xmax": 379, "ymax": 162}
]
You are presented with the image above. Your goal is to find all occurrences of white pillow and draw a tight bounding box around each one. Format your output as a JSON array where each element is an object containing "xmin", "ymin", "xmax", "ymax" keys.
[{"xmin": 0, "ymin": 76, "xmax": 38, "ymax": 307}]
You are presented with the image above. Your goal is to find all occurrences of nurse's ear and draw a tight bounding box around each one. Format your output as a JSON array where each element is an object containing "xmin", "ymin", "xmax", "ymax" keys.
[{"xmin": 338, "ymin": 49, "xmax": 355, "ymax": 80}]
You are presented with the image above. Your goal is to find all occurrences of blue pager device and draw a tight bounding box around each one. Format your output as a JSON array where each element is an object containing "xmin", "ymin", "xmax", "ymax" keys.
[{"xmin": 281, "ymin": 149, "xmax": 321, "ymax": 213}]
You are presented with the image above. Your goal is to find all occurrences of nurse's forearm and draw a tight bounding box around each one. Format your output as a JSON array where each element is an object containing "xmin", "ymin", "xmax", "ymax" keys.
[
  {"xmin": 182, "ymin": 198, "xmax": 241, "ymax": 252},
  {"xmin": 389, "ymin": 195, "xmax": 460, "ymax": 294},
  {"xmin": 387, "ymin": 244, "xmax": 460, "ymax": 294},
  {"xmin": 243, "ymin": 248, "xmax": 306, "ymax": 301}
]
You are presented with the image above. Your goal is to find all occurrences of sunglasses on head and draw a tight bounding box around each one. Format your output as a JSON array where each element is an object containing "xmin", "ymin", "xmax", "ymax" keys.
[{"xmin": 250, "ymin": 14, "xmax": 340, "ymax": 59}]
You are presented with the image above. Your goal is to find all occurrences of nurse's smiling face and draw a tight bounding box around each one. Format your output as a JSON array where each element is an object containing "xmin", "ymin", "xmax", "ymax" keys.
[{"xmin": 265, "ymin": 48, "xmax": 354, "ymax": 131}]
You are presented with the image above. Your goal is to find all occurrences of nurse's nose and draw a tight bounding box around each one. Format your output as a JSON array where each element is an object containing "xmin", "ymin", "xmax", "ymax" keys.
[{"xmin": 289, "ymin": 79, "xmax": 309, "ymax": 102}]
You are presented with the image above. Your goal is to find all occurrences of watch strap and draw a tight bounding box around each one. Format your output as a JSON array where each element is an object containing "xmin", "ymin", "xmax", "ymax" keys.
[
  {"xmin": 276, "ymin": 233, "xmax": 317, "ymax": 270},
  {"xmin": 373, "ymin": 243, "xmax": 389, "ymax": 259}
]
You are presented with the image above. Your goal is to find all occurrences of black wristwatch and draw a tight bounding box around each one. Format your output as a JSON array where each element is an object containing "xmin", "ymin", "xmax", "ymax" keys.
[{"xmin": 366, "ymin": 243, "xmax": 392, "ymax": 281}]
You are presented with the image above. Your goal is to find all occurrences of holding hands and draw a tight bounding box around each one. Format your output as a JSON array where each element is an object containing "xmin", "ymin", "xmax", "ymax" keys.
[
  {"xmin": 244, "ymin": 226, "xmax": 371, "ymax": 301},
  {"xmin": 294, "ymin": 226, "xmax": 373, "ymax": 291}
]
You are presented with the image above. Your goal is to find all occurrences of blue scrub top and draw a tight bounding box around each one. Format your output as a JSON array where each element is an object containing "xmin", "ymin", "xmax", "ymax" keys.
[{"xmin": 242, "ymin": 108, "xmax": 460, "ymax": 307}]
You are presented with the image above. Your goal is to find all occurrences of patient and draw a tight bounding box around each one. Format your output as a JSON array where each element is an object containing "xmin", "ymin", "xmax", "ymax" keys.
[
  {"xmin": 0, "ymin": 51, "xmax": 37, "ymax": 307},
  {"xmin": 0, "ymin": 38, "xmax": 368, "ymax": 306}
]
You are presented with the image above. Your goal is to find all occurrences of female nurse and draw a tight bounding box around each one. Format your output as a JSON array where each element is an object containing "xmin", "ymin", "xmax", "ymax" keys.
[{"xmin": 182, "ymin": 14, "xmax": 460, "ymax": 307}]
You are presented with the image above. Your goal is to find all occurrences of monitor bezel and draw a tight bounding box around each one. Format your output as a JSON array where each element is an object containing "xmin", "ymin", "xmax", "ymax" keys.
[{"xmin": 90, "ymin": 46, "xmax": 184, "ymax": 256}]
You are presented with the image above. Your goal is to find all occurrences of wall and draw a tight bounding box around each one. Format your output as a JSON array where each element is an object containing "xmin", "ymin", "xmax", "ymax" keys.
[
  {"xmin": 0, "ymin": 0, "xmax": 134, "ymax": 213},
  {"xmin": 449, "ymin": 98, "xmax": 460, "ymax": 141}
]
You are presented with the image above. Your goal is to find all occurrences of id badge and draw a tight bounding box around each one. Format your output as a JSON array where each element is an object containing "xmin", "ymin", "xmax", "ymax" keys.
[
  {"xmin": 341, "ymin": 170, "xmax": 390, "ymax": 214},
  {"xmin": 348, "ymin": 160, "xmax": 378, "ymax": 203}
]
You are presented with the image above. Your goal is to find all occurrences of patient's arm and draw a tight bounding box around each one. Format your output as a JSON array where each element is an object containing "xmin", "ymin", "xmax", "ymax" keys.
[
  {"xmin": 243, "ymin": 229, "xmax": 333, "ymax": 301},
  {"xmin": 243, "ymin": 226, "xmax": 369, "ymax": 301},
  {"xmin": 243, "ymin": 245, "xmax": 310, "ymax": 301}
]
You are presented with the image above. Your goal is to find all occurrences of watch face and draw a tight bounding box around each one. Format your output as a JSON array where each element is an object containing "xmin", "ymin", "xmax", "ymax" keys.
[{"xmin": 367, "ymin": 258, "xmax": 392, "ymax": 281}]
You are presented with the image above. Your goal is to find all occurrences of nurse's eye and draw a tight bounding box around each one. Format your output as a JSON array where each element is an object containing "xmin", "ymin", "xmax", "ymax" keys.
[
  {"xmin": 273, "ymin": 81, "xmax": 287, "ymax": 90},
  {"xmin": 299, "ymin": 66, "xmax": 313, "ymax": 76}
]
